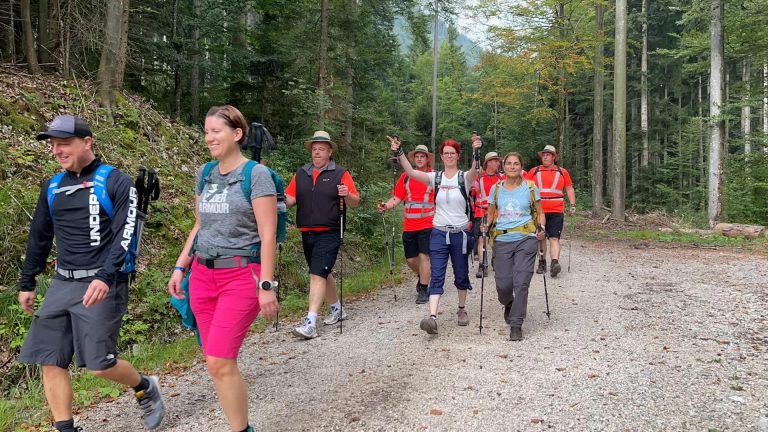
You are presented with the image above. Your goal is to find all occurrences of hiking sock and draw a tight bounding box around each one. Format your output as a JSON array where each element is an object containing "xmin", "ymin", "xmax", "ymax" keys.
[
  {"xmin": 238, "ymin": 425, "xmax": 253, "ymax": 432},
  {"xmin": 54, "ymin": 419, "xmax": 75, "ymax": 432},
  {"xmin": 430, "ymin": 314, "xmax": 437, "ymax": 319},
  {"xmin": 132, "ymin": 376, "xmax": 150, "ymax": 393},
  {"xmin": 458, "ymin": 305, "xmax": 466, "ymax": 310},
  {"xmin": 552, "ymin": 259, "xmax": 559, "ymax": 264},
  {"xmin": 330, "ymin": 301, "xmax": 341, "ymax": 311},
  {"xmin": 307, "ymin": 312, "xmax": 318, "ymax": 326}
]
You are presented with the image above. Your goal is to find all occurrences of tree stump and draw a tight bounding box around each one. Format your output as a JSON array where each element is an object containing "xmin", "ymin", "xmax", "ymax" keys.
[{"xmin": 713, "ymin": 223, "xmax": 766, "ymax": 239}]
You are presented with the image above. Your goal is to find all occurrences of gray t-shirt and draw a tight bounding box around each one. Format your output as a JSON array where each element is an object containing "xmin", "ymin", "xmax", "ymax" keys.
[{"xmin": 195, "ymin": 161, "xmax": 276, "ymax": 255}]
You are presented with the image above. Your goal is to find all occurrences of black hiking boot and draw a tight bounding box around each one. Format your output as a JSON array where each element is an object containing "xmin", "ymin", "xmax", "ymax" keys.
[
  {"xmin": 509, "ymin": 326, "xmax": 523, "ymax": 341},
  {"xmin": 536, "ymin": 259, "xmax": 546, "ymax": 274},
  {"xmin": 550, "ymin": 260, "xmax": 562, "ymax": 277},
  {"xmin": 416, "ymin": 284, "xmax": 429, "ymax": 304}
]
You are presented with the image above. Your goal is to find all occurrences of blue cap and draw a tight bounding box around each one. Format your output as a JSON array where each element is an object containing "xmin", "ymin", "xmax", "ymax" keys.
[{"xmin": 36, "ymin": 115, "xmax": 93, "ymax": 140}]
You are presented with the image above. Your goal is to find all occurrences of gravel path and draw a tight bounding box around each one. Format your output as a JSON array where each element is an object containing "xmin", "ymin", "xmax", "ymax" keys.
[{"xmin": 79, "ymin": 240, "xmax": 768, "ymax": 431}]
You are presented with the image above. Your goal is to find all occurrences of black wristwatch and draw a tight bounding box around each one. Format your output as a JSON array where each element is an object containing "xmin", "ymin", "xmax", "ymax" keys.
[{"xmin": 259, "ymin": 280, "xmax": 278, "ymax": 291}]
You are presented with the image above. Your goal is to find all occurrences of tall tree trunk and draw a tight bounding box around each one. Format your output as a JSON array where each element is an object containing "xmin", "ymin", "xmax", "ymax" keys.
[
  {"xmin": 640, "ymin": 0, "xmax": 649, "ymax": 168},
  {"xmin": 47, "ymin": 0, "xmax": 61, "ymax": 71},
  {"xmin": 1, "ymin": 0, "xmax": 14, "ymax": 61},
  {"xmin": 172, "ymin": 0, "xmax": 181, "ymax": 119},
  {"xmin": 612, "ymin": 0, "xmax": 627, "ymax": 221},
  {"xmin": 763, "ymin": 60, "xmax": 768, "ymax": 143},
  {"xmin": 114, "ymin": 0, "xmax": 130, "ymax": 89},
  {"xmin": 607, "ymin": 120, "xmax": 613, "ymax": 199},
  {"xmin": 318, "ymin": 0, "xmax": 330, "ymax": 124},
  {"xmin": 97, "ymin": 0, "xmax": 126, "ymax": 108},
  {"xmin": 21, "ymin": 0, "xmax": 41, "ymax": 74},
  {"xmin": 190, "ymin": 0, "xmax": 201, "ymax": 124},
  {"xmin": 342, "ymin": 0, "xmax": 358, "ymax": 150},
  {"xmin": 742, "ymin": 59, "xmax": 751, "ymax": 153},
  {"xmin": 556, "ymin": 3, "xmax": 567, "ymax": 160},
  {"xmin": 430, "ymin": 0, "xmax": 439, "ymax": 157},
  {"xmin": 61, "ymin": 0, "xmax": 71, "ymax": 78},
  {"xmin": 699, "ymin": 75, "xmax": 705, "ymax": 183},
  {"xmin": 38, "ymin": 0, "xmax": 50, "ymax": 66},
  {"xmin": 724, "ymin": 69, "xmax": 729, "ymax": 144},
  {"xmin": 707, "ymin": 0, "xmax": 724, "ymax": 228}
]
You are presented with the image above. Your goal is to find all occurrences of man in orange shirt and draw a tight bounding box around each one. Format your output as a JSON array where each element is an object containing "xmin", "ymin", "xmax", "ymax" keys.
[
  {"xmin": 527, "ymin": 145, "xmax": 576, "ymax": 277},
  {"xmin": 378, "ymin": 144, "xmax": 435, "ymax": 304},
  {"xmin": 470, "ymin": 152, "xmax": 503, "ymax": 278},
  {"xmin": 285, "ymin": 131, "xmax": 360, "ymax": 339}
]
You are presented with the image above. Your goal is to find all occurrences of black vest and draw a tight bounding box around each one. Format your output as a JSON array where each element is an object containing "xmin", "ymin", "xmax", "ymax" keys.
[{"xmin": 295, "ymin": 161, "xmax": 347, "ymax": 229}]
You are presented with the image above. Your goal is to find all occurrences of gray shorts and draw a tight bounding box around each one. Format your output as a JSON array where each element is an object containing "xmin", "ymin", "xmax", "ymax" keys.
[{"xmin": 19, "ymin": 278, "xmax": 128, "ymax": 371}]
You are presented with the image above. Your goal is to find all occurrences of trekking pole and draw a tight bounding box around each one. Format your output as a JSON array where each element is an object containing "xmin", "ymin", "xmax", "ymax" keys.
[
  {"xmin": 568, "ymin": 216, "xmax": 573, "ymax": 273},
  {"xmin": 339, "ymin": 194, "xmax": 345, "ymax": 335},
  {"xmin": 538, "ymin": 247, "xmax": 551, "ymax": 319},
  {"xmin": 389, "ymin": 140, "xmax": 400, "ymax": 302},
  {"xmin": 273, "ymin": 243, "xmax": 283, "ymax": 331},
  {"xmin": 479, "ymin": 216, "xmax": 487, "ymax": 334}
]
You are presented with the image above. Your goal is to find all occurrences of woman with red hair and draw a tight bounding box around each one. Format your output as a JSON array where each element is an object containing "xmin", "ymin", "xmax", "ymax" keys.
[{"xmin": 388, "ymin": 136, "xmax": 482, "ymax": 335}]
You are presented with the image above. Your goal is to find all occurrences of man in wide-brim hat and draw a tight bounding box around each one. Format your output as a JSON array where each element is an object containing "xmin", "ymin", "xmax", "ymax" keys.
[
  {"xmin": 379, "ymin": 143, "xmax": 435, "ymax": 304},
  {"xmin": 303, "ymin": 130, "xmax": 338, "ymax": 152},
  {"xmin": 407, "ymin": 144, "xmax": 435, "ymax": 166},
  {"xmin": 471, "ymin": 151, "xmax": 503, "ymax": 278},
  {"xmin": 537, "ymin": 144, "xmax": 559, "ymax": 161},
  {"xmin": 285, "ymin": 130, "xmax": 360, "ymax": 339},
  {"xmin": 527, "ymin": 144, "xmax": 576, "ymax": 278}
]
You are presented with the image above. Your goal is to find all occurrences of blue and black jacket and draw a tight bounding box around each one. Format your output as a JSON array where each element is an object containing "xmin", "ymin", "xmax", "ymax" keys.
[{"xmin": 19, "ymin": 158, "xmax": 137, "ymax": 291}]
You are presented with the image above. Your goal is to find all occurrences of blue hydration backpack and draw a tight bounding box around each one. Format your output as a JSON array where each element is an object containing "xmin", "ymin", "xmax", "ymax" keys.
[
  {"xmin": 199, "ymin": 160, "xmax": 287, "ymax": 243},
  {"xmin": 46, "ymin": 164, "xmax": 140, "ymax": 276}
]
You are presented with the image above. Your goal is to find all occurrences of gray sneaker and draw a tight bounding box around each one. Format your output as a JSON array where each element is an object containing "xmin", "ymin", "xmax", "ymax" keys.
[
  {"xmin": 135, "ymin": 375, "xmax": 165, "ymax": 430},
  {"xmin": 509, "ymin": 326, "xmax": 523, "ymax": 341},
  {"xmin": 419, "ymin": 316, "xmax": 438, "ymax": 334},
  {"xmin": 457, "ymin": 308, "xmax": 470, "ymax": 326},
  {"xmin": 323, "ymin": 306, "xmax": 347, "ymax": 325},
  {"xmin": 292, "ymin": 317, "xmax": 318, "ymax": 339}
]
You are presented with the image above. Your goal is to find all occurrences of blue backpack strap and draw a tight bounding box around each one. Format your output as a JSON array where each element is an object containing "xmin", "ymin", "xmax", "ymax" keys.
[
  {"xmin": 199, "ymin": 161, "xmax": 218, "ymax": 195},
  {"xmin": 46, "ymin": 172, "xmax": 67, "ymax": 218},
  {"xmin": 240, "ymin": 160, "xmax": 256, "ymax": 201},
  {"xmin": 92, "ymin": 164, "xmax": 115, "ymax": 218}
]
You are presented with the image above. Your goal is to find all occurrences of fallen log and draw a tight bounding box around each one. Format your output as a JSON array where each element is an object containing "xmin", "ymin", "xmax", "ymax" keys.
[
  {"xmin": 713, "ymin": 223, "xmax": 766, "ymax": 239},
  {"xmin": 659, "ymin": 227, "xmax": 714, "ymax": 235}
]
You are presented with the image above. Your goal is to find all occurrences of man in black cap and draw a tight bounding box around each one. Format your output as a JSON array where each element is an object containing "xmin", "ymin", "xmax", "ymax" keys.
[{"xmin": 18, "ymin": 115, "xmax": 165, "ymax": 432}]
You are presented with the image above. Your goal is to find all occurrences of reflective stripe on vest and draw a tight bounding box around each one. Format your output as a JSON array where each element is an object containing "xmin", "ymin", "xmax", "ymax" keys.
[
  {"xmin": 404, "ymin": 178, "xmax": 434, "ymax": 219},
  {"xmin": 475, "ymin": 174, "xmax": 501, "ymax": 209},
  {"xmin": 535, "ymin": 168, "xmax": 564, "ymax": 200}
]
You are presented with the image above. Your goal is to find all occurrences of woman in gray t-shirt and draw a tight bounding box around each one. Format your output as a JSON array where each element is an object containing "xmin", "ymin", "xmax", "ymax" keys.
[{"xmin": 168, "ymin": 105, "xmax": 278, "ymax": 432}]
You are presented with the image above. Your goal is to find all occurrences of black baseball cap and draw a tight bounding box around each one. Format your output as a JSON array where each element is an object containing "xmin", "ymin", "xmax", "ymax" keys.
[{"xmin": 36, "ymin": 115, "xmax": 93, "ymax": 140}]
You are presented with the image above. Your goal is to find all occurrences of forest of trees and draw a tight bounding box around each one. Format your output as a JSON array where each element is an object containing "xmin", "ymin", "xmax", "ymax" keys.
[{"xmin": 2, "ymin": 0, "xmax": 767, "ymax": 226}]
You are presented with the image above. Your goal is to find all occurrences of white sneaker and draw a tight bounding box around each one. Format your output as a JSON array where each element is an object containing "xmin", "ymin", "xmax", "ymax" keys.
[
  {"xmin": 292, "ymin": 317, "xmax": 318, "ymax": 339},
  {"xmin": 323, "ymin": 306, "xmax": 348, "ymax": 325}
]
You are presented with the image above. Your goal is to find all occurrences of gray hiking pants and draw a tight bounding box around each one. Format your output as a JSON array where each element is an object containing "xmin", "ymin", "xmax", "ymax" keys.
[{"xmin": 492, "ymin": 236, "xmax": 538, "ymax": 327}]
